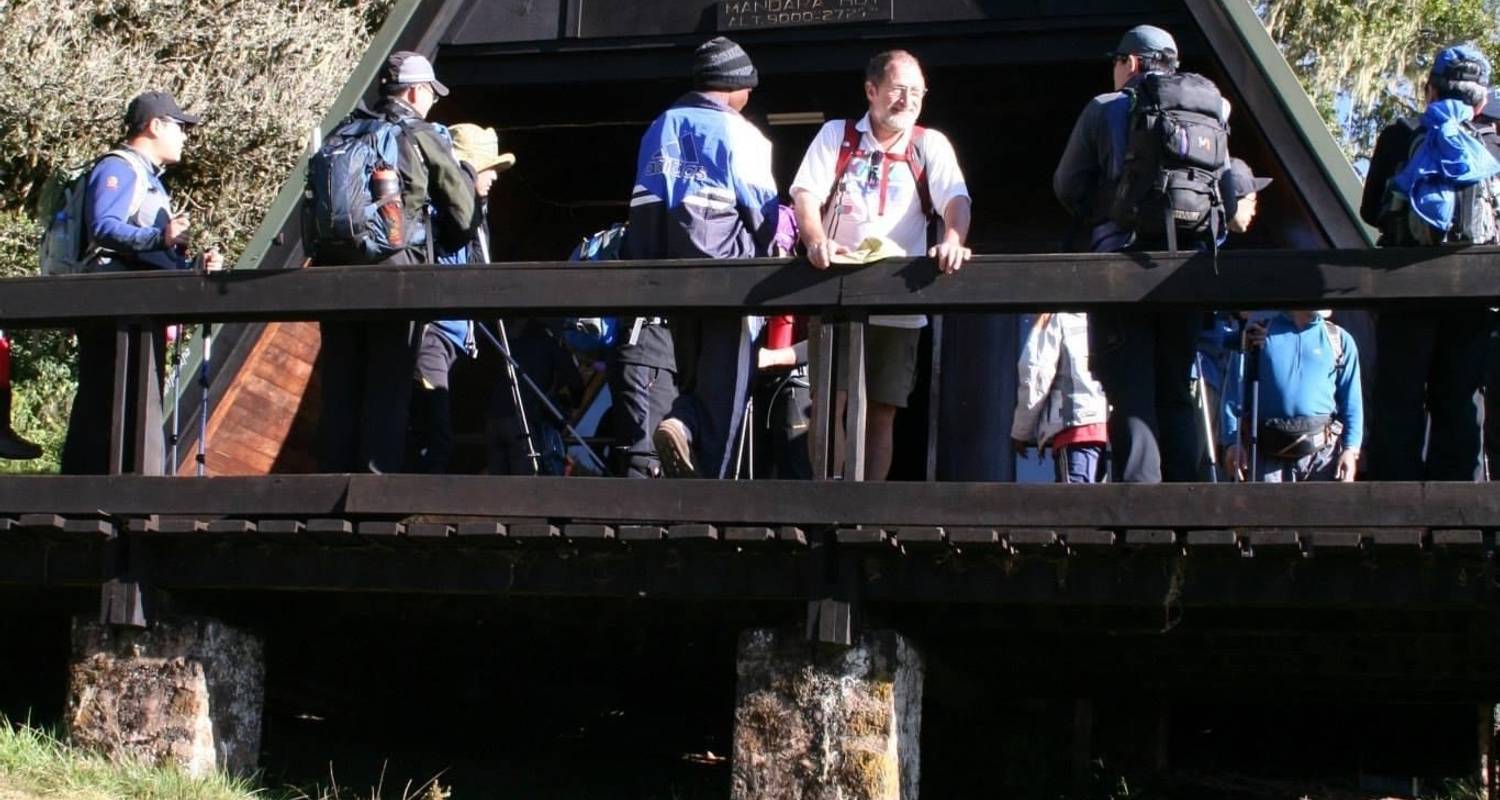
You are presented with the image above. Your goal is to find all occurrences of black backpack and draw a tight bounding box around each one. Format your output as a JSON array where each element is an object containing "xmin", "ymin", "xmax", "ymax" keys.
[{"xmin": 1109, "ymin": 71, "xmax": 1230, "ymax": 250}]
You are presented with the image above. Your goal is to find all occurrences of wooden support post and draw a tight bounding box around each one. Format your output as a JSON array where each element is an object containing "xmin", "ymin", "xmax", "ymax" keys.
[
  {"xmin": 809, "ymin": 317, "xmax": 835, "ymax": 480},
  {"xmin": 842, "ymin": 317, "xmax": 867, "ymax": 482},
  {"xmin": 926, "ymin": 314, "xmax": 943, "ymax": 481},
  {"xmin": 805, "ymin": 598, "xmax": 853, "ymax": 646},
  {"xmin": 131, "ymin": 326, "xmax": 155, "ymax": 475},
  {"xmin": 99, "ymin": 534, "xmax": 151, "ymax": 629},
  {"xmin": 107, "ymin": 324, "xmax": 132, "ymax": 476}
]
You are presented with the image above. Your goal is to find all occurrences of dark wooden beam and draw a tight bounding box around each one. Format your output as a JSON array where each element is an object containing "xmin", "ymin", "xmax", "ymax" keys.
[
  {"xmin": 2, "ymin": 476, "xmax": 1500, "ymax": 530},
  {"xmin": 4, "ymin": 247, "xmax": 1500, "ymax": 327}
]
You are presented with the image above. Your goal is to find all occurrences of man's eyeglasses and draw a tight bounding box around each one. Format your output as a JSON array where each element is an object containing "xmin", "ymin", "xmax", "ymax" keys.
[
  {"xmin": 884, "ymin": 85, "xmax": 926, "ymax": 101},
  {"xmin": 866, "ymin": 150, "xmax": 884, "ymax": 191}
]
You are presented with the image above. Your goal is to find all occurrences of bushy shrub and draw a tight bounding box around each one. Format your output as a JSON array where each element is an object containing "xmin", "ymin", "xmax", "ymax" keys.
[{"xmin": 0, "ymin": 0, "xmax": 392, "ymax": 471}]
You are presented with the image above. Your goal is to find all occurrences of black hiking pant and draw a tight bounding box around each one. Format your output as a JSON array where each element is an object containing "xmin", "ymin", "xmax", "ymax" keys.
[
  {"xmin": 316, "ymin": 320, "xmax": 420, "ymax": 474},
  {"xmin": 607, "ymin": 322, "xmax": 677, "ymax": 478},
  {"xmin": 1089, "ymin": 309, "xmax": 1201, "ymax": 483},
  {"xmin": 1371, "ymin": 309, "xmax": 1487, "ymax": 481}
]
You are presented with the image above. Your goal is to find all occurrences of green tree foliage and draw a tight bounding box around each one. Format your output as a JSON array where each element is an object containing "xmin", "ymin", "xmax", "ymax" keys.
[
  {"xmin": 1260, "ymin": 0, "xmax": 1500, "ymax": 161},
  {"xmin": 0, "ymin": 0, "xmax": 392, "ymax": 472}
]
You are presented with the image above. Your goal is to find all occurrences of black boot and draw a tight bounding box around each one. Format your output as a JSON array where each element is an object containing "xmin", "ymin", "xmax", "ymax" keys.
[{"xmin": 0, "ymin": 383, "xmax": 41, "ymax": 460}]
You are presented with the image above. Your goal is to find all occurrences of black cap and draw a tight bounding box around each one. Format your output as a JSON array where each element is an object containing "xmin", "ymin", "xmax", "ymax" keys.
[
  {"xmin": 125, "ymin": 91, "xmax": 201, "ymax": 131},
  {"xmin": 1223, "ymin": 157, "xmax": 1272, "ymax": 200},
  {"xmin": 383, "ymin": 51, "xmax": 450, "ymax": 97},
  {"xmin": 692, "ymin": 36, "xmax": 758, "ymax": 91}
]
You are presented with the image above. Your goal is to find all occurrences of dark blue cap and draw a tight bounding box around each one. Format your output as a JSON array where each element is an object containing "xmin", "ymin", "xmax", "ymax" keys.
[
  {"xmin": 1432, "ymin": 44, "xmax": 1492, "ymax": 86},
  {"xmin": 1108, "ymin": 25, "xmax": 1178, "ymax": 60}
]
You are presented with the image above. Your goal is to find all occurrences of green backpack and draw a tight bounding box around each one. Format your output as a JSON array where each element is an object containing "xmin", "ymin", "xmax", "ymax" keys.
[{"xmin": 36, "ymin": 149, "xmax": 147, "ymax": 275}]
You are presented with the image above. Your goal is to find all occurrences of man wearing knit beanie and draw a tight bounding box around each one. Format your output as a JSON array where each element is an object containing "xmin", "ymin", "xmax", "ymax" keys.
[
  {"xmin": 692, "ymin": 36, "xmax": 759, "ymax": 92},
  {"xmin": 610, "ymin": 36, "xmax": 778, "ymax": 479}
]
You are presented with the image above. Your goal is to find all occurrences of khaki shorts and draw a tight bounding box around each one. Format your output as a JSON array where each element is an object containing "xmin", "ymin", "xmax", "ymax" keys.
[{"xmin": 809, "ymin": 324, "xmax": 920, "ymax": 409}]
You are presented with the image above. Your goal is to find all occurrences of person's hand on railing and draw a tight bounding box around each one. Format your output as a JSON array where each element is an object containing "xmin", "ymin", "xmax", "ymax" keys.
[
  {"xmin": 200, "ymin": 247, "xmax": 225, "ymax": 273},
  {"xmin": 928, "ymin": 232, "xmax": 972, "ymax": 275},
  {"xmin": 806, "ymin": 238, "xmax": 849, "ymax": 270}
]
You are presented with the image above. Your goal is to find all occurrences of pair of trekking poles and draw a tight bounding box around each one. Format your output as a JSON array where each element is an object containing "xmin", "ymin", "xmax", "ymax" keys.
[
  {"xmin": 164, "ymin": 323, "xmax": 212, "ymax": 477},
  {"xmin": 1195, "ymin": 321, "xmax": 1263, "ymax": 484},
  {"xmin": 468, "ymin": 234, "xmax": 607, "ymax": 477}
]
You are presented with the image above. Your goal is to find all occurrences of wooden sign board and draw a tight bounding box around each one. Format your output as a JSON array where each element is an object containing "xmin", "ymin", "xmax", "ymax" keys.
[{"xmin": 718, "ymin": 0, "xmax": 895, "ymax": 32}]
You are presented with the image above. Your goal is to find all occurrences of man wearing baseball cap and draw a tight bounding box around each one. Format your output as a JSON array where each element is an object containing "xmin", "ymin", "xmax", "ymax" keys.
[
  {"xmin": 61, "ymin": 89, "xmax": 222, "ymax": 474},
  {"xmin": 315, "ymin": 50, "xmax": 484, "ymax": 474},
  {"xmin": 618, "ymin": 36, "xmax": 778, "ymax": 479},
  {"xmin": 1361, "ymin": 44, "xmax": 1498, "ymax": 482},
  {"xmin": 1221, "ymin": 157, "xmax": 1272, "ymax": 235},
  {"xmin": 1053, "ymin": 24, "xmax": 1217, "ymax": 484}
]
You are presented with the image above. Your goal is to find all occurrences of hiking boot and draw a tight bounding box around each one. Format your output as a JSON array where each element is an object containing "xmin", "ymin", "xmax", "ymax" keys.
[
  {"xmin": 0, "ymin": 384, "xmax": 40, "ymax": 460},
  {"xmin": 652, "ymin": 417, "xmax": 697, "ymax": 478}
]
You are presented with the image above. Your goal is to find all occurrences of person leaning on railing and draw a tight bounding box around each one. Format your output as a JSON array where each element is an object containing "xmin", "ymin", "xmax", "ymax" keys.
[
  {"xmin": 60, "ymin": 91, "xmax": 223, "ymax": 475},
  {"xmin": 789, "ymin": 49, "xmax": 973, "ymax": 482}
]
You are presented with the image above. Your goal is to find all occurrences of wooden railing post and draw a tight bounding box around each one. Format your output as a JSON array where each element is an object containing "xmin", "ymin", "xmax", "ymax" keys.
[
  {"xmin": 841, "ymin": 316, "xmax": 867, "ymax": 482},
  {"xmin": 809, "ymin": 316, "xmax": 836, "ymax": 480}
]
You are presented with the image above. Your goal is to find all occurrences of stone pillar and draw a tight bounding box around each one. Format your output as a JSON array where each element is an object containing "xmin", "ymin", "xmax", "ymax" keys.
[
  {"xmin": 67, "ymin": 616, "xmax": 264, "ymax": 777},
  {"xmin": 731, "ymin": 628, "xmax": 923, "ymax": 800}
]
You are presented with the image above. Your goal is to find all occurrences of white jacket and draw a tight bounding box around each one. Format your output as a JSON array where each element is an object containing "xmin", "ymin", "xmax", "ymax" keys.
[{"xmin": 1011, "ymin": 312, "xmax": 1109, "ymax": 447}]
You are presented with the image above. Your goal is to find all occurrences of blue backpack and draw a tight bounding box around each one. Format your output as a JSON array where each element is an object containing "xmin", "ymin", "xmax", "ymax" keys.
[
  {"xmin": 561, "ymin": 223, "xmax": 628, "ymax": 355},
  {"xmin": 305, "ymin": 115, "xmax": 426, "ymax": 264}
]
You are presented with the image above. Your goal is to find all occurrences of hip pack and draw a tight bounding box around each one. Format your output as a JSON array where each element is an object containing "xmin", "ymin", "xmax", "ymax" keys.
[{"xmin": 1260, "ymin": 415, "xmax": 1341, "ymax": 459}]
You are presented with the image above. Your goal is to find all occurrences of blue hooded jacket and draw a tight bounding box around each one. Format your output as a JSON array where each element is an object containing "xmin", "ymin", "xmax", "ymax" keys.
[{"xmin": 1393, "ymin": 98, "xmax": 1500, "ymax": 232}]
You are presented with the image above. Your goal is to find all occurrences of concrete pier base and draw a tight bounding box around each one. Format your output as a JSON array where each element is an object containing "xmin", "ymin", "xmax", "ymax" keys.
[
  {"xmin": 67, "ymin": 616, "xmax": 264, "ymax": 777},
  {"xmin": 731, "ymin": 628, "xmax": 923, "ymax": 800}
]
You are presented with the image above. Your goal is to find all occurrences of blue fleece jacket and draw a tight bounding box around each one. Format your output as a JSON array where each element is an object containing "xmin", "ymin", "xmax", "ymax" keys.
[
  {"xmin": 1221, "ymin": 313, "xmax": 1363, "ymax": 450},
  {"xmin": 85, "ymin": 151, "xmax": 190, "ymax": 271}
]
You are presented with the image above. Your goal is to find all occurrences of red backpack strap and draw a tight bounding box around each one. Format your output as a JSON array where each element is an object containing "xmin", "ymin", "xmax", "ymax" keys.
[
  {"xmin": 822, "ymin": 120, "xmax": 863, "ymax": 213},
  {"xmin": 906, "ymin": 125, "xmax": 934, "ymax": 220}
]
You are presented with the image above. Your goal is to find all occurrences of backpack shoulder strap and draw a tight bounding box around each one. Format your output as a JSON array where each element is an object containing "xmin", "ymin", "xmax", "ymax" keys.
[
  {"xmin": 905, "ymin": 125, "xmax": 934, "ymax": 219},
  {"xmin": 822, "ymin": 119, "xmax": 863, "ymax": 215},
  {"xmin": 97, "ymin": 148, "xmax": 151, "ymax": 221},
  {"xmin": 830, "ymin": 120, "xmax": 862, "ymax": 190},
  {"xmin": 1323, "ymin": 320, "xmax": 1347, "ymax": 375}
]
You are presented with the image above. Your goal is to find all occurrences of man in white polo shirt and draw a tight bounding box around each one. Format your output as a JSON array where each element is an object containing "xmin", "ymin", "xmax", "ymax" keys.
[{"xmin": 790, "ymin": 49, "xmax": 973, "ymax": 480}]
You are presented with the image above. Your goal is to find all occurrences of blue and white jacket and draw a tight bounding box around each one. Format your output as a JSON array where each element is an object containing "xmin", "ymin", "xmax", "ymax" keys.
[{"xmin": 623, "ymin": 92, "xmax": 779, "ymax": 260}]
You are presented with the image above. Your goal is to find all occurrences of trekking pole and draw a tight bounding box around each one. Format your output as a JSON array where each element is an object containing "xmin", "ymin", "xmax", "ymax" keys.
[
  {"xmin": 197, "ymin": 323, "xmax": 212, "ymax": 477},
  {"xmin": 473, "ymin": 321, "xmax": 608, "ymax": 474},
  {"xmin": 1195, "ymin": 351, "xmax": 1219, "ymax": 483},
  {"xmin": 1246, "ymin": 337, "xmax": 1261, "ymax": 484},
  {"xmin": 165, "ymin": 326, "xmax": 184, "ymax": 472},
  {"xmin": 474, "ymin": 230, "xmax": 539, "ymax": 475},
  {"xmin": 495, "ymin": 319, "xmax": 541, "ymax": 475}
]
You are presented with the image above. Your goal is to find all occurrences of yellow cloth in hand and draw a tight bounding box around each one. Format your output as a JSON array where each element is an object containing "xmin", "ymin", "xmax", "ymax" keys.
[{"xmin": 830, "ymin": 236, "xmax": 906, "ymax": 265}]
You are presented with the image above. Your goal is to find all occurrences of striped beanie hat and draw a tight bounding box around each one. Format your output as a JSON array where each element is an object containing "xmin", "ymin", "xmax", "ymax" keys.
[{"xmin": 692, "ymin": 36, "xmax": 759, "ymax": 91}]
